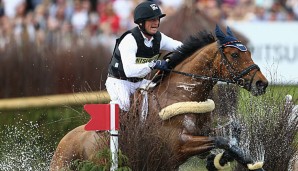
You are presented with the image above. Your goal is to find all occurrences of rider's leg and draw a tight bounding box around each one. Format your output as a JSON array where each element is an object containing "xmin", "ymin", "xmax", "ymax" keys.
[{"xmin": 106, "ymin": 77, "xmax": 132, "ymax": 111}]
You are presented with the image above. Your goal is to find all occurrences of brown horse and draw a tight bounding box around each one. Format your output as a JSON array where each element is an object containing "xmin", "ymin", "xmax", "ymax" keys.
[{"xmin": 50, "ymin": 26, "xmax": 268, "ymax": 171}]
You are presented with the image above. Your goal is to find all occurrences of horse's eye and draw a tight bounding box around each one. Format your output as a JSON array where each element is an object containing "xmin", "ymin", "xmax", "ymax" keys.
[{"xmin": 231, "ymin": 53, "xmax": 239, "ymax": 58}]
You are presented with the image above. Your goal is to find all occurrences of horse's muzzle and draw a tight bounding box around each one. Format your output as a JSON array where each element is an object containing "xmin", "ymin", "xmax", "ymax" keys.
[{"xmin": 250, "ymin": 79, "xmax": 268, "ymax": 96}]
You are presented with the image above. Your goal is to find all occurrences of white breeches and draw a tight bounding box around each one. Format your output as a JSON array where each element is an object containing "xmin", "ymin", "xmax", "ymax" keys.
[{"xmin": 105, "ymin": 77, "xmax": 152, "ymax": 111}]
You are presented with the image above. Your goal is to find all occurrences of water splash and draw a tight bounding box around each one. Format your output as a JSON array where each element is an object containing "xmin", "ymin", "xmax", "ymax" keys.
[
  {"xmin": 215, "ymin": 116, "xmax": 266, "ymax": 165},
  {"xmin": 0, "ymin": 121, "xmax": 53, "ymax": 171}
]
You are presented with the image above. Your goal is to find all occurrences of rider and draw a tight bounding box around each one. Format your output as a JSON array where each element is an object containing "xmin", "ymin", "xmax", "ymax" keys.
[{"xmin": 105, "ymin": 1, "xmax": 182, "ymax": 111}]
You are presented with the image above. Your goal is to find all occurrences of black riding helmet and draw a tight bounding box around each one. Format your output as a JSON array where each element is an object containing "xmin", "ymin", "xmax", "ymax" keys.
[{"xmin": 134, "ymin": 1, "xmax": 166, "ymax": 24}]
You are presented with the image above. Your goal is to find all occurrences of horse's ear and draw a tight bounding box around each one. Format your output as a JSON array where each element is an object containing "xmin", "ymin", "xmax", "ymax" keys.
[
  {"xmin": 215, "ymin": 24, "xmax": 226, "ymax": 40},
  {"xmin": 226, "ymin": 26, "xmax": 236, "ymax": 38}
]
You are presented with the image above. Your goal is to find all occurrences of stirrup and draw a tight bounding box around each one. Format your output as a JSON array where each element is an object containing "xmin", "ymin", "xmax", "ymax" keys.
[{"xmin": 139, "ymin": 81, "xmax": 156, "ymax": 91}]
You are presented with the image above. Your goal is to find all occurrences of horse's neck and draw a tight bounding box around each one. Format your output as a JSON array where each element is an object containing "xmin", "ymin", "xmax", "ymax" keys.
[
  {"xmin": 155, "ymin": 44, "xmax": 218, "ymax": 105},
  {"xmin": 162, "ymin": 79, "xmax": 214, "ymax": 101}
]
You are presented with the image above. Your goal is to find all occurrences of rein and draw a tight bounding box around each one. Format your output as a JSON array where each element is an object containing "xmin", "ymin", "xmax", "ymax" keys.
[
  {"xmin": 168, "ymin": 68, "xmax": 235, "ymax": 83},
  {"xmin": 166, "ymin": 43, "xmax": 260, "ymax": 87}
]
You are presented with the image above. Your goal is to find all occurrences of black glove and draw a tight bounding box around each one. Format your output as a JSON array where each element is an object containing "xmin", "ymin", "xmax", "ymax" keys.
[{"xmin": 152, "ymin": 60, "xmax": 169, "ymax": 71}]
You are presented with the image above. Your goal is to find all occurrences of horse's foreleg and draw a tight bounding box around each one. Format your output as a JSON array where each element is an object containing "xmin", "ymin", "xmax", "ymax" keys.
[
  {"xmin": 179, "ymin": 134, "xmax": 215, "ymax": 158},
  {"xmin": 50, "ymin": 140, "xmax": 78, "ymax": 171},
  {"xmin": 50, "ymin": 125, "xmax": 100, "ymax": 171},
  {"xmin": 167, "ymin": 134, "xmax": 215, "ymax": 170},
  {"xmin": 214, "ymin": 136, "xmax": 265, "ymax": 171}
]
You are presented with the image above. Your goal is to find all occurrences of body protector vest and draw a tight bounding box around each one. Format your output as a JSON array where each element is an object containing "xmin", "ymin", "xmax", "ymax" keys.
[{"xmin": 108, "ymin": 27, "xmax": 161, "ymax": 82}]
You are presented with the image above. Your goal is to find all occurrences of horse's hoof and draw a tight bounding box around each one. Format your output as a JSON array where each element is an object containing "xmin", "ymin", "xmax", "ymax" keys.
[{"xmin": 206, "ymin": 154, "xmax": 217, "ymax": 171}]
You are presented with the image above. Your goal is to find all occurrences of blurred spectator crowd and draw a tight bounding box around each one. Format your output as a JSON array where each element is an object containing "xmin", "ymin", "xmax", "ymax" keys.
[
  {"xmin": 197, "ymin": 0, "xmax": 298, "ymax": 24},
  {"xmin": 0, "ymin": 0, "xmax": 297, "ymax": 52}
]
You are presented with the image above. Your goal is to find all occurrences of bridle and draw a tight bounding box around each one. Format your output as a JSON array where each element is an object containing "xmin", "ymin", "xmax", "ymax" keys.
[
  {"xmin": 217, "ymin": 42, "xmax": 260, "ymax": 88},
  {"xmin": 165, "ymin": 41, "xmax": 260, "ymax": 89}
]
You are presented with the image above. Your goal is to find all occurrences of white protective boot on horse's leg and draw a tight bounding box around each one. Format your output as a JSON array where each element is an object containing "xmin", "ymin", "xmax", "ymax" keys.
[{"xmin": 206, "ymin": 152, "xmax": 233, "ymax": 171}]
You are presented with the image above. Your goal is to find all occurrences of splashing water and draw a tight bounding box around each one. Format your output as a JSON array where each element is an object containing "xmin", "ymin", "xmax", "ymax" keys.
[
  {"xmin": 215, "ymin": 115, "xmax": 266, "ymax": 165},
  {"xmin": 238, "ymin": 134, "xmax": 265, "ymax": 164},
  {"xmin": 0, "ymin": 121, "xmax": 53, "ymax": 171}
]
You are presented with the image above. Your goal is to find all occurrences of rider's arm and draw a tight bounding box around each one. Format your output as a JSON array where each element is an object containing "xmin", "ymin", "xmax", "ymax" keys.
[
  {"xmin": 118, "ymin": 33, "xmax": 152, "ymax": 78},
  {"xmin": 160, "ymin": 32, "xmax": 183, "ymax": 51}
]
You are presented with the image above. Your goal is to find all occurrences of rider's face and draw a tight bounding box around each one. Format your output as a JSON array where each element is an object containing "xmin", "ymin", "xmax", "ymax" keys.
[{"xmin": 144, "ymin": 17, "xmax": 160, "ymax": 35}]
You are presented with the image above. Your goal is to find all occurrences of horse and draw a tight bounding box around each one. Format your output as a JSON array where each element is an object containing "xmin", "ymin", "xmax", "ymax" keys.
[{"xmin": 50, "ymin": 25, "xmax": 268, "ymax": 171}]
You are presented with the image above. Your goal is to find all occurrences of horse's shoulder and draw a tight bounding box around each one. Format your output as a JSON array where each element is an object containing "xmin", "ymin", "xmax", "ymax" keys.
[
  {"xmin": 61, "ymin": 125, "xmax": 92, "ymax": 141},
  {"xmin": 76, "ymin": 124, "xmax": 87, "ymax": 131},
  {"xmin": 65, "ymin": 125, "xmax": 86, "ymax": 135}
]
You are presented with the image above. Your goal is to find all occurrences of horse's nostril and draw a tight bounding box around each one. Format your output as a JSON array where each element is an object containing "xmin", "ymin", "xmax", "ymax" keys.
[{"xmin": 256, "ymin": 80, "xmax": 268, "ymax": 90}]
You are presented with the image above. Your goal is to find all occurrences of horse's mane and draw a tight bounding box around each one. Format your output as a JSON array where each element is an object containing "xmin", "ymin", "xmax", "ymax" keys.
[{"xmin": 168, "ymin": 31, "xmax": 216, "ymax": 68}]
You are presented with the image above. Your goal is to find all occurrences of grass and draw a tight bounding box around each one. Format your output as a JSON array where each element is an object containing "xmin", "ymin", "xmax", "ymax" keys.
[{"xmin": 179, "ymin": 156, "xmax": 235, "ymax": 171}]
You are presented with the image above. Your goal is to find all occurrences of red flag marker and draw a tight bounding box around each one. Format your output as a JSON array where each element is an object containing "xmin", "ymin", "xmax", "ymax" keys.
[{"xmin": 84, "ymin": 104, "xmax": 119, "ymax": 131}]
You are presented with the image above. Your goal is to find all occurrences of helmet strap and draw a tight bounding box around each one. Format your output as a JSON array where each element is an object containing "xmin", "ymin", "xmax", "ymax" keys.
[{"xmin": 138, "ymin": 21, "xmax": 157, "ymax": 37}]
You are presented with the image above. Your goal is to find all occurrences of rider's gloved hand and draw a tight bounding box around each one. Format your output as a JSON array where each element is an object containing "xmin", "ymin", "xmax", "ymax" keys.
[{"xmin": 149, "ymin": 60, "xmax": 169, "ymax": 71}]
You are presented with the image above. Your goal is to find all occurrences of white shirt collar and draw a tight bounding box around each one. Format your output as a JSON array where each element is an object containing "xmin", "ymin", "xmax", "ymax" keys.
[{"xmin": 139, "ymin": 28, "xmax": 154, "ymax": 42}]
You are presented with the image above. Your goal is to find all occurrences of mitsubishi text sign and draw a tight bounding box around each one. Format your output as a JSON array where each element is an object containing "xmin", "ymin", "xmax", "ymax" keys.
[{"xmin": 230, "ymin": 22, "xmax": 298, "ymax": 84}]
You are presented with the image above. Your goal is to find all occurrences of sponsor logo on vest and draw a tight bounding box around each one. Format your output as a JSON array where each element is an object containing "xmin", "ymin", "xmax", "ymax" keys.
[{"xmin": 136, "ymin": 54, "xmax": 160, "ymax": 64}]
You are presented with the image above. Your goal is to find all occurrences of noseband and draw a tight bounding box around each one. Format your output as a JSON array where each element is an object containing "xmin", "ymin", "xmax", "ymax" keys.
[{"xmin": 166, "ymin": 43, "xmax": 260, "ymax": 89}]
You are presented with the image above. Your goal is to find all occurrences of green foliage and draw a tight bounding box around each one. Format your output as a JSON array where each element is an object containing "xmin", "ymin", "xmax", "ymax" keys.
[
  {"xmin": 238, "ymin": 85, "xmax": 297, "ymax": 115},
  {"xmin": 73, "ymin": 148, "xmax": 131, "ymax": 171},
  {"xmin": 74, "ymin": 160, "xmax": 107, "ymax": 171}
]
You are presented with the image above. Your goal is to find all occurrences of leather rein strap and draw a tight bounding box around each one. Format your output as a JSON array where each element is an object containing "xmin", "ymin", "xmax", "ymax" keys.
[{"xmin": 166, "ymin": 44, "xmax": 260, "ymax": 87}]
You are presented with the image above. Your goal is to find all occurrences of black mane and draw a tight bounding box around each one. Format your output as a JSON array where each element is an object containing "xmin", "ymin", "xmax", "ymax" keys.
[{"xmin": 168, "ymin": 31, "xmax": 216, "ymax": 68}]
